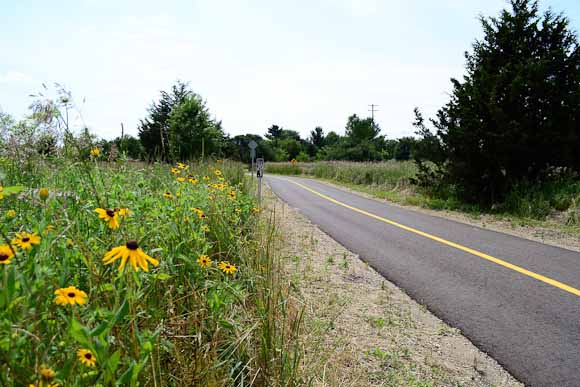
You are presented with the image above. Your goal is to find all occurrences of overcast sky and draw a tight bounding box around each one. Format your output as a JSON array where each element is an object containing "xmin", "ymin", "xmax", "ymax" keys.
[{"xmin": 1, "ymin": 0, "xmax": 579, "ymax": 140}]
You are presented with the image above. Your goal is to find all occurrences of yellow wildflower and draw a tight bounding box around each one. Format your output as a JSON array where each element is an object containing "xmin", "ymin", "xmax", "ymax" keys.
[
  {"xmin": 54, "ymin": 286, "xmax": 88, "ymax": 306},
  {"xmin": 39, "ymin": 188, "xmax": 49, "ymax": 201},
  {"xmin": 12, "ymin": 232, "xmax": 41, "ymax": 251},
  {"xmin": 103, "ymin": 240, "xmax": 159, "ymax": 272},
  {"xmin": 95, "ymin": 208, "xmax": 120, "ymax": 229},
  {"xmin": 218, "ymin": 261, "xmax": 237, "ymax": 275},
  {"xmin": 90, "ymin": 148, "xmax": 100, "ymax": 157},
  {"xmin": 0, "ymin": 245, "xmax": 15, "ymax": 265},
  {"xmin": 171, "ymin": 168, "xmax": 180, "ymax": 174},
  {"xmin": 6, "ymin": 209, "xmax": 16, "ymax": 219},
  {"xmin": 197, "ymin": 255, "xmax": 212, "ymax": 268},
  {"xmin": 77, "ymin": 349, "xmax": 97, "ymax": 367}
]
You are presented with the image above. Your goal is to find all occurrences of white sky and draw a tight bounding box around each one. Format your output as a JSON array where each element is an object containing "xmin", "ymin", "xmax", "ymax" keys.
[{"xmin": 1, "ymin": 0, "xmax": 578, "ymax": 140}]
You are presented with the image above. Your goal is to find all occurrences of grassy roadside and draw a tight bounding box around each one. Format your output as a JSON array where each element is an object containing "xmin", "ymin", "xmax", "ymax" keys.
[
  {"xmin": 265, "ymin": 161, "xmax": 580, "ymax": 241},
  {"xmin": 0, "ymin": 156, "xmax": 302, "ymax": 386}
]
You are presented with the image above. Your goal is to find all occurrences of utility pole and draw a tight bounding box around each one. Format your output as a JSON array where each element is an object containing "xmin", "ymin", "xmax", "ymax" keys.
[{"xmin": 369, "ymin": 104, "xmax": 379, "ymax": 127}]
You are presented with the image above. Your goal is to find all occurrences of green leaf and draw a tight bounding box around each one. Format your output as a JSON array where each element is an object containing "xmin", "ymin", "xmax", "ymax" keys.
[
  {"xmin": 69, "ymin": 319, "xmax": 91, "ymax": 347},
  {"xmin": 3, "ymin": 186, "xmax": 25, "ymax": 194},
  {"xmin": 112, "ymin": 300, "xmax": 129, "ymax": 326}
]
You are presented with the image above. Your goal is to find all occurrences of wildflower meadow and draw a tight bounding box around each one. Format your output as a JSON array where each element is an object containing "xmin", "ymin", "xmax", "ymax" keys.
[{"xmin": 0, "ymin": 153, "xmax": 302, "ymax": 386}]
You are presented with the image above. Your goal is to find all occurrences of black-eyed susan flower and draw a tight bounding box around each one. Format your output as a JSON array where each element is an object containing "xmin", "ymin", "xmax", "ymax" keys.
[
  {"xmin": 6, "ymin": 209, "xmax": 16, "ymax": 219},
  {"xmin": 228, "ymin": 191, "xmax": 236, "ymax": 200},
  {"xmin": 77, "ymin": 349, "xmax": 96, "ymax": 367},
  {"xmin": 218, "ymin": 261, "xmax": 237, "ymax": 275},
  {"xmin": 177, "ymin": 177, "xmax": 185, "ymax": 182},
  {"xmin": 12, "ymin": 232, "xmax": 41, "ymax": 251},
  {"xmin": 197, "ymin": 255, "xmax": 212, "ymax": 268},
  {"xmin": 90, "ymin": 148, "xmax": 100, "ymax": 157},
  {"xmin": 115, "ymin": 208, "xmax": 131, "ymax": 217},
  {"xmin": 202, "ymin": 175, "xmax": 210, "ymax": 181},
  {"xmin": 163, "ymin": 192, "xmax": 173, "ymax": 199},
  {"xmin": 251, "ymin": 207, "xmax": 260, "ymax": 214},
  {"xmin": 234, "ymin": 208, "xmax": 242, "ymax": 215},
  {"xmin": 188, "ymin": 177, "xmax": 199, "ymax": 184},
  {"xmin": 39, "ymin": 188, "xmax": 49, "ymax": 201},
  {"xmin": 95, "ymin": 208, "xmax": 120, "ymax": 229},
  {"xmin": 177, "ymin": 162, "xmax": 189, "ymax": 170},
  {"xmin": 0, "ymin": 245, "xmax": 15, "ymax": 265},
  {"xmin": 201, "ymin": 225, "xmax": 210, "ymax": 233},
  {"xmin": 214, "ymin": 169, "xmax": 222, "ymax": 176},
  {"xmin": 54, "ymin": 286, "xmax": 88, "ymax": 306},
  {"xmin": 103, "ymin": 240, "xmax": 159, "ymax": 272}
]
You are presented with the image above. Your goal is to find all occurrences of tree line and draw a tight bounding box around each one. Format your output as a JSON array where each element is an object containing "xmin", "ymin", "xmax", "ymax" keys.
[
  {"xmin": 4, "ymin": 0, "xmax": 578, "ymax": 209},
  {"xmin": 106, "ymin": 81, "xmax": 418, "ymax": 163}
]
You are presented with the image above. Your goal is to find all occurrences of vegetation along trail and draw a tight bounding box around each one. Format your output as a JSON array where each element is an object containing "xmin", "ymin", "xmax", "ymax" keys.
[{"xmin": 267, "ymin": 175, "xmax": 580, "ymax": 387}]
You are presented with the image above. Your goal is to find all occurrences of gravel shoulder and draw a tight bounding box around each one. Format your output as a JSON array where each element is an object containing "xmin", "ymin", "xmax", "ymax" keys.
[{"xmin": 263, "ymin": 183, "xmax": 522, "ymax": 387}]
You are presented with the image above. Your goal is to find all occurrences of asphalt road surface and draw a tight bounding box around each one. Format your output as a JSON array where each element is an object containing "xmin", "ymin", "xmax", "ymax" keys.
[{"xmin": 267, "ymin": 175, "xmax": 580, "ymax": 387}]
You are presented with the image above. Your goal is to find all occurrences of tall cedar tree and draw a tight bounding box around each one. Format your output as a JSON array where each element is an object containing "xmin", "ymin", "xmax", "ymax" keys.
[
  {"xmin": 138, "ymin": 81, "xmax": 191, "ymax": 161},
  {"xmin": 422, "ymin": 0, "xmax": 580, "ymax": 203}
]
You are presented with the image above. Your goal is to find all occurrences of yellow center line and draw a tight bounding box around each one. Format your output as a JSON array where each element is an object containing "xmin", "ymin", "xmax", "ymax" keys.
[{"xmin": 285, "ymin": 178, "xmax": 580, "ymax": 297}]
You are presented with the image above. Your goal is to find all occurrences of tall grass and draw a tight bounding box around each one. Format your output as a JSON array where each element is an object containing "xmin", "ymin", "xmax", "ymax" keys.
[
  {"xmin": 265, "ymin": 161, "xmax": 417, "ymax": 189},
  {"xmin": 0, "ymin": 154, "xmax": 302, "ymax": 386},
  {"xmin": 265, "ymin": 160, "xmax": 580, "ymax": 222}
]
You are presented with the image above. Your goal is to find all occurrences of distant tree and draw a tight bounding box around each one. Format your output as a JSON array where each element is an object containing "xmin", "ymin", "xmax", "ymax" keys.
[
  {"xmin": 265, "ymin": 124, "xmax": 283, "ymax": 145},
  {"xmin": 324, "ymin": 131, "xmax": 341, "ymax": 146},
  {"xmin": 345, "ymin": 114, "xmax": 380, "ymax": 144},
  {"xmin": 138, "ymin": 81, "xmax": 191, "ymax": 161},
  {"xmin": 168, "ymin": 94, "xmax": 223, "ymax": 160},
  {"xmin": 310, "ymin": 126, "xmax": 325, "ymax": 148},
  {"xmin": 416, "ymin": 0, "xmax": 580, "ymax": 203},
  {"xmin": 394, "ymin": 137, "xmax": 417, "ymax": 161}
]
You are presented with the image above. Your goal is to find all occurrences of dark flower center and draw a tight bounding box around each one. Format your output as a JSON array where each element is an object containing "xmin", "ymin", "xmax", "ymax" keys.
[
  {"xmin": 106, "ymin": 209, "xmax": 115, "ymax": 217},
  {"xmin": 85, "ymin": 353, "xmax": 92, "ymax": 359},
  {"xmin": 67, "ymin": 292, "xmax": 76, "ymax": 298},
  {"xmin": 126, "ymin": 240, "xmax": 139, "ymax": 250},
  {"xmin": 22, "ymin": 237, "xmax": 30, "ymax": 242},
  {"xmin": 166, "ymin": 192, "xmax": 171, "ymax": 195},
  {"xmin": 0, "ymin": 253, "xmax": 8, "ymax": 261}
]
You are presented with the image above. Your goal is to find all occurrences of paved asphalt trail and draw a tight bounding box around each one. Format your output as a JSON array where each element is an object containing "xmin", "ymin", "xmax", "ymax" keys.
[{"xmin": 267, "ymin": 175, "xmax": 580, "ymax": 387}]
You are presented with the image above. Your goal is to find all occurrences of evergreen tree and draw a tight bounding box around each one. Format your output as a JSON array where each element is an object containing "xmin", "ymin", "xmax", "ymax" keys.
[
  {"xmin": 138, "ymin": 81, "xmax": 190, "ymax": 161},
  {"xmin": 418, "ymin": 0, "xmax": 580, "ymax": 203},
  {"xmin": 168, "ymin": 95, "xmax": 224, "ymax": 160},
  {"xmin": 310, "ymin": 126, "xmax": 325, "ymax": 149}
]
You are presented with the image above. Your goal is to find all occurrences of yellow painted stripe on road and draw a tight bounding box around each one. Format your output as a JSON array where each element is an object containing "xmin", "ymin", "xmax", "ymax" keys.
[{"xmin": 286, "ymin": 179, "xmax": 580, "ymax": 297}]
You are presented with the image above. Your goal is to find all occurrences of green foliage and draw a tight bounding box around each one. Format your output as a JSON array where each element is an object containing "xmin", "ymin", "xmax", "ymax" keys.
[
  {"xmin": 0, "ymin": 155, "xmax": 303, "ymax": 386},
  {"xmin": 168, "ymin": 95, "xmax": 225, "ymax": 160},
  {"xmin": 415, "ymin": 0, "xmax": 580, "ymax": 204},
  {"xmin": 138, "ymin": 81, "xmax": 190, "ymax": 161}
]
